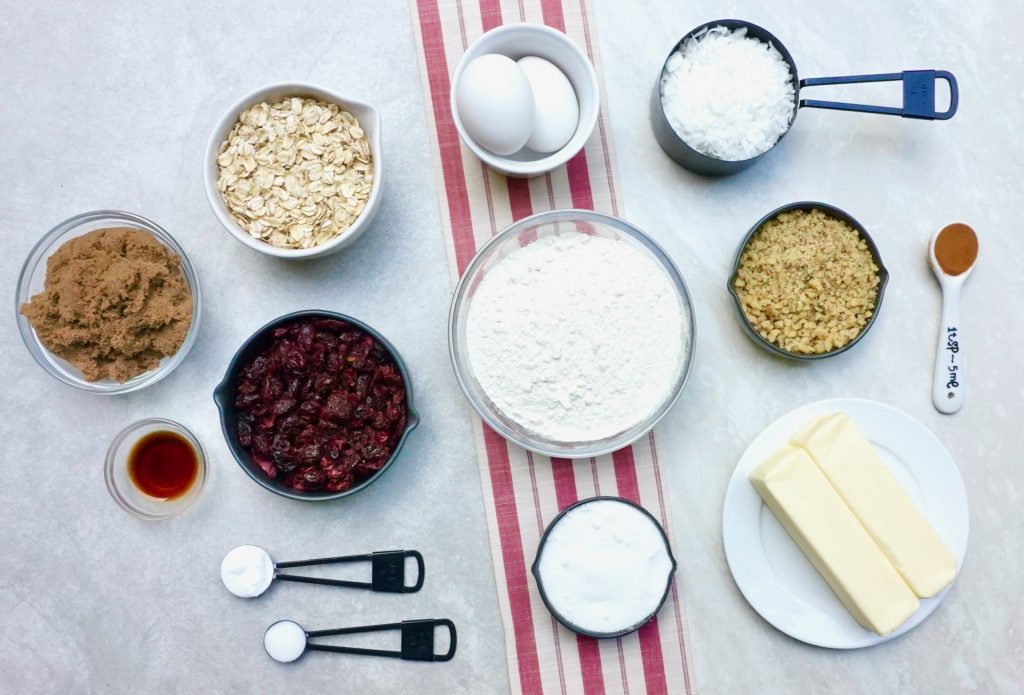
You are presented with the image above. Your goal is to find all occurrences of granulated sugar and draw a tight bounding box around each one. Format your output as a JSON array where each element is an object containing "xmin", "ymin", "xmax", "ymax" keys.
[
  {"xmin": 537, "ymin": 499, "xmax": 674, "ymax": 635},
  {"xmin": 660, "ymin": 25, "xmax": 795, "ymax": 161},
  {"xmin": 465, "ymin": 233, "xmax": 686, "ymax": 443}
]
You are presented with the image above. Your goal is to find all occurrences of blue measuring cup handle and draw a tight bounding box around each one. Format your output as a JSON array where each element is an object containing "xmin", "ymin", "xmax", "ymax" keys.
[{"xmin": 799, "ymin": 70, "xmax": 958, "ymax": 120}]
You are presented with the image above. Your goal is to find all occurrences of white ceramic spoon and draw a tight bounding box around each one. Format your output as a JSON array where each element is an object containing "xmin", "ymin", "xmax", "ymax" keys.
[{"xmin": 929, "ymin": 224, "xmax": 978, "ymax": 414}]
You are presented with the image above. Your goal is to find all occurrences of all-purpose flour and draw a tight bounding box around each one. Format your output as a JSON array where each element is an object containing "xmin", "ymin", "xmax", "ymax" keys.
[{"xmin": 466, "ymin": 232, "xmax": 686, "ymax": 442}]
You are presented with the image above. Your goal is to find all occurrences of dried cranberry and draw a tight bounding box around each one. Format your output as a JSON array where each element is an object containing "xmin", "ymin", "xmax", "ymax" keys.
[
  {"xmin": 298, "ymin": 442, "xmax": 322, "ymax": 465},
  {"xmin": 252, "ymin": 432, "xmax": 272, "ymax": 457},
  {"xmin": 272, "ymin": 397, "xmax": 297, "ymax": 416},
  {"xmin": 321, "ymin": 391, "xmax": 352, "ymax": 422},
  {"xmin": 237, "ymin": 418, "xmax": 253, "ymax": 447},
  {"xmin": 253, "ymin": 454, "xmax": 275, "ymax": 478},
  {"xmin": 233, "ymin": 317, "xmax": 409, "ymax": 493}
]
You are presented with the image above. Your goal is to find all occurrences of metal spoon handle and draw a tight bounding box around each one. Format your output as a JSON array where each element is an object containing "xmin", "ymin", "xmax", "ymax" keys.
[
  {"xmin": 275, "ymin": 553, "xmax": 372, "ymax": 569},
  {"xmin": 274, "ymin": 574, "xmax": 372, "ymax": 590},
  {"xmin": 305, "ymin": 619, "xmax": 457, "ymax": 661},
  {"xmin": 274, "ymin": 550, "xmax": 425, "ymax": 592},
  {"xmin": 932, "ymin": 287, "xmax": 965, "ymax": 413},
  {"xmin": 800, "ymin": 70, "xmax": 958, "ymax": 120}
]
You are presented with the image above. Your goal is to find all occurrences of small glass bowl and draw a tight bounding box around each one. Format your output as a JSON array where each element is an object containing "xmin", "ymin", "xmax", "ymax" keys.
[
  {"xmin": 448, "ymin": 209, "xmax": 696, "ymax": 458},
  {"xmin": 16, "ymin": 210, "xmax": 202, "ymax": 394},
  {"xmin": 105, "ymin": 418, "xmax": 207, "ymax": 520}
]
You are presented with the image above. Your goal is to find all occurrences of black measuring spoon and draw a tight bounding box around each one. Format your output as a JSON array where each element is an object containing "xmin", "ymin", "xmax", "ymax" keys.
[
  {"xmin": 263, "ymin": 619, "xmax": 457, "ymax": 663},
  {"xmin": 652, "ymin": 18, "xmax": 959, "ymax": 175},
  {"xmin": 220, "ymin": 544, "xmax": 425, "ymax": 598}
]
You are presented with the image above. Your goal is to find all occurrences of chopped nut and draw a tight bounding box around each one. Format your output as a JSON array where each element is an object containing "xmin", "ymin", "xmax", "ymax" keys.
[{"xmin": 732, "ymin": 209, "xmax": 880, "ymax": 355}]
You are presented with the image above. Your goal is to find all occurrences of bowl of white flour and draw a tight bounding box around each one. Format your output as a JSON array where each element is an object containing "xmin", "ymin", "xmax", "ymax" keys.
[{"xmin": 449, "ymin": 209, "xmax": 695, "ymax": 457}]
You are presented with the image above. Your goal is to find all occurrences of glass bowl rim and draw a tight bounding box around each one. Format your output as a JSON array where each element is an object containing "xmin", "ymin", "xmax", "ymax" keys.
[
  {"xmin": 447, "ymin": 208, "xmax": 697, "ymax": 458},
  {"xmin": 104, "ymin": 417, "xmax": 208, "ymax": 520},
  {"xmin": 15, "ymin": 209, "xmax": 202, "ymax": 394}
]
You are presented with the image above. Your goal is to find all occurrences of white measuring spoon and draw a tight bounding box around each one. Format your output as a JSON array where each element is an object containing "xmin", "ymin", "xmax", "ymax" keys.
[{"xmin": 929, "ymin": 223, "xmax": 978, "ymax": 414}]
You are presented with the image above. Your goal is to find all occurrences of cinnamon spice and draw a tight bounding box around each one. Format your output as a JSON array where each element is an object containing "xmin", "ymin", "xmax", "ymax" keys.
[{"xmin": 933, "ymin": 223, "xmax": 977, "ymax": 276}]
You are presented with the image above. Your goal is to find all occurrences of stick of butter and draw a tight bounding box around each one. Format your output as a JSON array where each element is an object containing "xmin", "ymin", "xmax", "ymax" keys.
[
  {"xmin": 749, "ymin": 445, "xmax": 919, "ymax": 635},
  {"xmin": 791, "ymin": 413, "xmax": 957, "ymax": 598}
]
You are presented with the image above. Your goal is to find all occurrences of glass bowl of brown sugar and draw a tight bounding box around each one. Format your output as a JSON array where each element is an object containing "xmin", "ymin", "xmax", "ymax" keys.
[{"xmin": 16, "ymin": 210, "xmax": 202, "ymax": 394}]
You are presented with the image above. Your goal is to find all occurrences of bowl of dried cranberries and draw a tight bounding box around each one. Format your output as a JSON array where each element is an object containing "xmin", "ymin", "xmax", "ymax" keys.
[{"xmin": 214, "ymin": 311, "xmax": 418, "ymax": 501}]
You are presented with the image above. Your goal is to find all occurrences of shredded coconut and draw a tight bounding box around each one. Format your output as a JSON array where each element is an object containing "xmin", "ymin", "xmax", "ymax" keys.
[
  {"xmin": 465, "ymin": 233, "xmax": 687, "ymax": 443},
  {"xmin": 660, "ymin": 26, "xmax": 795, "ymax": 161}
]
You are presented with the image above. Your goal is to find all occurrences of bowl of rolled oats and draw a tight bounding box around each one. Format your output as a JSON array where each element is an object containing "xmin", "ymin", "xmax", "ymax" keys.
[
  {"xmin": 728, "ymin": 202, "xmax": 888, "ymax": 360},
  {"xmin": 204, "ymin": 83, "xmax": 381, "ymax": 259}
]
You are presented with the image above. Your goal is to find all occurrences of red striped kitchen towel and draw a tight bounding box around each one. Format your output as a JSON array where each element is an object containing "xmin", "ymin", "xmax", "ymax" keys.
[{"xmin": 410, "ymin": 1, "xmax": 694, "ymax": 693}]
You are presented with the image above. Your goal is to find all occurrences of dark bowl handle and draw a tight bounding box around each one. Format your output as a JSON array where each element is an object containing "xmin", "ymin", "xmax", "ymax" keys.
[
  {"xmin": 406, "ymin": 404, "xmax": 421, "ymax": 431},
  {"xmin": 213, "ymin": 378, "xmax": 231, "ymax": 412},
  {"xmin": 799, "ymin": 70, "xmax": 958, "ymax": 120}
]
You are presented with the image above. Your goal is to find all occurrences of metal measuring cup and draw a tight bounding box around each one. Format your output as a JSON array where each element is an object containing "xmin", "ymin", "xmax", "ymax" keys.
[{"xmin": 651, "ymin": 18, "xmax": 959, "ymax": 176}]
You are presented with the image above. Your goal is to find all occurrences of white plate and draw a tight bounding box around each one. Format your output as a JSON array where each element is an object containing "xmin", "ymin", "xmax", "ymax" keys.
[{"xmin": 722, "ymin": 398, "xmax": 969, "ymax": 649}]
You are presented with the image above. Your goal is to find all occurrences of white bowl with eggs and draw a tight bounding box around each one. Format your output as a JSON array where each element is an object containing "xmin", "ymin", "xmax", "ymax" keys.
[
  {"xmin": 451, "ymin": 23, "xmax": 600, "ymax": 178},
  {"xmin": 203, "ymin": 82, "xmax": 383, "ymax": 260}
]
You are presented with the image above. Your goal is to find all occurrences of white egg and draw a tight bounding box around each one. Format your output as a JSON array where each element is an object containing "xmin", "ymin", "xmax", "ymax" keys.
[
  {"xmin": 517, "ymin": 57, "xmax": 579, "ymax": 153},
  {"xmin": 456, "ymin": 54, "xmax": 535, "ymax": 156}
]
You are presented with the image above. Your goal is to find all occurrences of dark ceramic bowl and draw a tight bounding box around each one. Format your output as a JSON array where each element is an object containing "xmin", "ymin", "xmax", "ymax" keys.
[
  {"xmin": 213, "ymin": 310, "xmax": 419, "ymax": 501},
  {"xmin": 531, "ymin": 496, "xmax": 677, "ymax": 639},
  {"xmin": 652, "ymin": 19, "xmax": 799, "ymax": 176},
  {"xmin": 727, "ymin": 202, "xmax": 889, "ymax": 361}
]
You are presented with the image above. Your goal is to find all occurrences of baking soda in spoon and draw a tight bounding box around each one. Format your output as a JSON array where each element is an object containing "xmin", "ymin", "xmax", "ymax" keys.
[
  {"xmin": 220, "ymin": 545, "xmax": 426, "ymax": 597},
  {"xmin": 929, "ymin": 223, "xmax": 978, "ymax": 414},
  {"xmin": 221, "ymin": 545, "xmax": 275, "ymax": 597}
]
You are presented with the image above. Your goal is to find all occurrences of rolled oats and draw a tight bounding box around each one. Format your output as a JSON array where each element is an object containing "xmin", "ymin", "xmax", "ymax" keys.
[{"xmin": 217, "ymin": 97, "xmax": 373, "ymax": 250}]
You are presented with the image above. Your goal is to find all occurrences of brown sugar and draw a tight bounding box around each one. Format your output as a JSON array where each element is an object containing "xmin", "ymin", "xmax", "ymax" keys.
[
  {"xmin": 933, "ymin": 223, "xmax": 978, "ymax": 276},
  {"xmin": 20, "ymin": 227, "xmax": 193, "ymax": 382}
]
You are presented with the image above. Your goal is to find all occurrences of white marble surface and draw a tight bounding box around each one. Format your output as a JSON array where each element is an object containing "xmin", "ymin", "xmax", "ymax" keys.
[{"xmin": 1, "ymin": 1, "xmax": 1021, "ymax": 693}]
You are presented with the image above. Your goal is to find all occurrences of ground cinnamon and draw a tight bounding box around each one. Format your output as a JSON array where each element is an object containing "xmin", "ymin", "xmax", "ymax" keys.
[{"xmin": 933, "ymin": 223, "xmax": 977, "ymax": 276}]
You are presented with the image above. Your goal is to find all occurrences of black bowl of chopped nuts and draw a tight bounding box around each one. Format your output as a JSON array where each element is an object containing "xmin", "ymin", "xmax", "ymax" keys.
[
  {"xmin": 204, "ymin": 83, "xmax": 382, "ymax": 260},
  {"xmin": 727, "ymin": 202, "xmax": 889, "ymax": 360}
]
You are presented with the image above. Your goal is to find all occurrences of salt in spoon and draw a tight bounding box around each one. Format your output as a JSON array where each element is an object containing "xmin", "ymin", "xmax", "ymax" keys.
[
  {"xmin": 929, "ymin": 223, "xmax": 978, "ymax": 414},
  {"xmin": 263, "ymin": 618, "xmax": 457, "ymax": 663}
]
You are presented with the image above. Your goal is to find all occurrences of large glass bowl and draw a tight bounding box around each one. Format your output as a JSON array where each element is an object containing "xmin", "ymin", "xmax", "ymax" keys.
[
  {"xmin": 448, "ymin": 209, "xmax": 696, "ymax": 458},
  {"xmin": 15, "ymin": 210, "xmax": 201, "ymax": 394}
]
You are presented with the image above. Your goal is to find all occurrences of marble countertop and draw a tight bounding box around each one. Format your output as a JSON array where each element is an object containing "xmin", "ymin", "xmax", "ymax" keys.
[{"xmin": 1, "ymin": 0, "xmax": 1020, "ymax": 693}]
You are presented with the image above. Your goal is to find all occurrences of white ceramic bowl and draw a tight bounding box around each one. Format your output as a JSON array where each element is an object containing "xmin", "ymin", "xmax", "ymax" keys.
[
  {"xmin": 451, "ymin": 23, "xmax": 599, "ymax": 178},
  {"xmin": 203, "ymin": 82, "xmax": 383, "ymax": 260}
]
